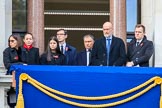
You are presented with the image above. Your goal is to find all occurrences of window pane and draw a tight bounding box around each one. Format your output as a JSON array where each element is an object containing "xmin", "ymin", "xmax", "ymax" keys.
[
  {"xmin": 12, "ymin": 0, "xmax": 27, "ymax": 32},
  {"xmin": 44, "ymin": 0, "xmax": 109, "ymax": 51},
  {"xmin": 126, "ymin": 0, "xmax": 137, "ymax": 32}
]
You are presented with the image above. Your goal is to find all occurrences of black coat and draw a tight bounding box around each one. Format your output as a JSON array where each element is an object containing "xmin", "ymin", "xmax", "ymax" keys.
[
  {"xmin": 64, "ymin": 44, "xmax": 77, "ymax": 65},
  {"xmin": 21, "ymin": 47, "xmax": 39, "ymax": 65},
  {"xmin": 127, "ymin": 36, "xmax": 154, "ymax": 67},
  {"xmin": 40, "ymin": 53, "xmax": 66, "ymax": 65},
  {"xmin": 3, "ymin": 47, "xmax": 24, "ymax": 74},
  {"xmin": 76, "ymin": 49, "xmax": 87, "ymax": 66},
  {"xmin": 91, "ymin": 36, "xmax": 126, "ymax": 66}
]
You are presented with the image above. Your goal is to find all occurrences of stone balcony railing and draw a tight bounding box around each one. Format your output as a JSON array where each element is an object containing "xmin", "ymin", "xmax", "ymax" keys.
[{"xmin": 0, "ymin": 66, "xmax": 12, "ymax": 108}]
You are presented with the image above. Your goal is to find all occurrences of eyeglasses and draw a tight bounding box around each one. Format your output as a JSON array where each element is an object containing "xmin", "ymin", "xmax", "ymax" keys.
[
  {"xmin": 57, "ymin": 34, "xmax": 65, "ymax": 36},
  {"xmin": 8, "ymin": 40, "xmax": 15, "ymax": 43}
]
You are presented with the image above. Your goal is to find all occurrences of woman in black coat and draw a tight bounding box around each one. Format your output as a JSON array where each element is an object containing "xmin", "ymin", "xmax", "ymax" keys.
[
  {"xmin": 3, "ymin": 34, "xmax": 23, "ymax": 88},
  {"xmin": 21, "ymin": 33, "xmax": 40, "ymax": 64},
  {"xmin": 40, "ymin": 36, "xmax": 66, "ymax": 65},
  {"xmin": 3, "ymin": 34, "xmax": 23, "ymax": 74}
]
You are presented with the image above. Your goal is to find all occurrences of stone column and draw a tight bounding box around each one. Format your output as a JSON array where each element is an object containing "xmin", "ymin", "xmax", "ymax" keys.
[
  {"xmin": 141, "ymin": 0, "xmax": 154, "ymax": 41},
  {"xmin": 0, "ymin": 75, "xmax": 12, "ymax": 108},
  {"xmin": 110, "ymin": 0, "xmax": 126, "ymax": 44},
  {"xmin": 27, "ymin": 0, "xmax": 44, "ymax": 54},
  {"xmin": 141, "ymin": 0, "xmax": 162, "ymax": 67},
  {"xmin": 0, "ymin": 0, "xmax": 12, "ymax": 66},
  {"xmin": 154, "ymin": 0, "xmax": 162, "ymax": 67},
  {"xmin": 141, "ymin": 0, "xmax": 154, "ymax": 67}
]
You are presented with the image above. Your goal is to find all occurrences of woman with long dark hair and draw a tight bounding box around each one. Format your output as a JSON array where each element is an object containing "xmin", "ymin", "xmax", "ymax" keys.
[{"xmin": 40, "ymin": 36, "xmax": 66, "ymax": 65}]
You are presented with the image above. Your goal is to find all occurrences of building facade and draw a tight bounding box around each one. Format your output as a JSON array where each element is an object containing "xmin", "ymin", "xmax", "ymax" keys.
[{"xmin": 0, "ymin": 0, "xmax": 162, "ymax": 107}]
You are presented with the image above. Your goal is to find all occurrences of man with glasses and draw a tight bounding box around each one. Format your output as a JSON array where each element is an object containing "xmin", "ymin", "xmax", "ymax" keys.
[{"xmin": 56, "ymin": 29, "xmax": 77, "ymax": 65}]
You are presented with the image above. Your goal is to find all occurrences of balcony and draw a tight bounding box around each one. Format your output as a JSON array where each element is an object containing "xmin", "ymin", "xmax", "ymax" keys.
[{"xmin": 0, "ymin": 66, "xmax": 12, "ymax": 108}]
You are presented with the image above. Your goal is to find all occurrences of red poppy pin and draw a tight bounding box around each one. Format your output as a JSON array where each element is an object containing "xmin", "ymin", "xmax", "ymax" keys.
[
  {"xmin": 65, "ymin": 47, "xmax": 68, "ymax": 51},
  {"xmin": 53, "ymin": 55, "xmax": 59, "ymax": 59},
  {"xmin": 140, "ymin": 43, "xmax": 143, "ymax": 47},
  {"xmin": 14, "ymin": 56, "xmax": 19, "ymax": 60}
]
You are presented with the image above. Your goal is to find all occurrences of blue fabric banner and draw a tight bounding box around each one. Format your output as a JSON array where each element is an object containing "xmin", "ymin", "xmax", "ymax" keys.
[{"xmin": 13, "ymin": 65, "xmax": 162, "ymax": 108}]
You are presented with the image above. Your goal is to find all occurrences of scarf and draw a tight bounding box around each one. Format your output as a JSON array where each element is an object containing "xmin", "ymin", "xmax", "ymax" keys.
[{"xmin": 23, "ymin": 44, "xmax": 33, "ymax": 51}]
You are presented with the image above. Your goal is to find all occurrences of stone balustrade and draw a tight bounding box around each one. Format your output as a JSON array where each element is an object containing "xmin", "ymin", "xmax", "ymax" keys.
[{"xmin": 0, "ymin": 66, "xmax": 11, "ymax": 108}]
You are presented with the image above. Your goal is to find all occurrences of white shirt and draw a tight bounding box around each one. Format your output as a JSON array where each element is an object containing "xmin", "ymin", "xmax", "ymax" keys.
[
  {"xmin": 136, "ymin": 38, "xmax": 143, "ymax": 46},
  {"xmin": 86, "ymin": 49, "xmax": 92, "ymax": 66},
  {"xmin": 86, "ymin": 49, "xmax": 90, "ymax": 66}
]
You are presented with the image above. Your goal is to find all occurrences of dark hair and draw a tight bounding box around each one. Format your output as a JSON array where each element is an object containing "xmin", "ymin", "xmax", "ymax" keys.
[
  {"xmin": 46, "ymin": 36, "xmax": 62, "ymax": 61},
  {"xmin": 8, "ymin": 34, "xmax": 22, "ymax": 47},
  {"xmin": 57, "ymin": 29, "xmax": 67, "ymax": 35},
  {"xmin": 83, "ymin": 34, "xmax": 95, "ymax": 41},
  {"xmin": 24, "ymin": 32, "xmax": 34, "ymax": 39},
  {"xmin": 135, "ymin": 24, "xmax": 145, "ymax": 33}
]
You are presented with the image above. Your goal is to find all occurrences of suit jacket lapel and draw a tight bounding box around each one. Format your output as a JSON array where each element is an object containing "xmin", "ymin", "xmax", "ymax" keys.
[
  {"xmin": 130, "ymin": 40, "xmax": 145, "ymax": 59},
  {"xmin": 135, "ymin": 40, "xmax": 145, "ymax": 52},
  {"xmin": 101, "ymin": 37, "xmax": 106, "ymax": 50},
  {"xmin": 110, "ymin": 36, "xmax": 115, "ymax": 52},
  {"xmin": 84, "ymin": 50, "xmax": 87, "ymax": 65},
  {"xmin": 64, "ymin": 44, "xmax": 70, "ymax": 64}
]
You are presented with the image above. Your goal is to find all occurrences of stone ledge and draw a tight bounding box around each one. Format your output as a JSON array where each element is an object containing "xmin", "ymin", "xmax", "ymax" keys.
[
  {"xmin": 0, "ymin": 75, "xmax": 12, "ymax": 108},
  {"xmin": 0, "ymin": 66, "xmax": 6, "ymax": 73},
  {"xmin": 0, "ymin": 75, "xmax": 12, "ymax": 83}
]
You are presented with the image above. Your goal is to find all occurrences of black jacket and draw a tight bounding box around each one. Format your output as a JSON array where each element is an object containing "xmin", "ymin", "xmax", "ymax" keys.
[
  {"xmin": 76, "ymin": 49, "xmax": 92, "ymax": 66},
  {"xmin": 64, "ymin": 44, "xmax": 77, "ymax": 65},
  {"xmin": 91, "ymin": 36, "xmax": 126, "ymax": 66},
  {"xmin": 3, "ymin": 47, "xmax": 24, "ymax": 74},
  {"xmin": 40, "ymin": 53, "xmax": 66, "ymax": 65},
  {"xmin": 127, "ymin": 36, "xmax": 154, "ymax": 67},
  {"xmin": 21, "ymin": 47, "xmax": 39, "ymax": 65}
]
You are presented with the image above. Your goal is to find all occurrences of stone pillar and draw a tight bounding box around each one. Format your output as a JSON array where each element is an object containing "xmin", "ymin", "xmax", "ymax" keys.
[
  {"xmin": 0, "ymin": 75, "xmax": 12, "ymax": 108},
  {"xmin": 27, "ymin": 0, "xmax": 44, "ymax": 54},
  {"xmin": 141, "ymin": 0, "xmax": 154, "ymax": 67},
  {"xmin": 141, "ymin": 0, "xmax": 154, "ymax": 41},
  {"xmin": 0, "ymin": 0, "xmax": 12, "ymax": 66},
  {"xmin": 154, "ymin": 0, "xmax": 162, "ymax": 67},
  {"xmin": 110, "ymin": 0, "xmax": 127, "ymax": 44},
  {"xmin": 141, "ymin": 0, "xmax": 162, "ymax": 67}
]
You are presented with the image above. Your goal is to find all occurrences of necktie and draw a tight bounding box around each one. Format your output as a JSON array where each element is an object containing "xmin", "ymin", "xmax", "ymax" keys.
[
  {"xmin": 106, "ymin": 39, "xmax": 111, "ymax": 65},
  {"xmin": 136, "ymin": 42, "xmax": 139, "ymax": 47},
  {"xmin": 61, "ymin": 46, "xmax": 64, "ymax": 54}
]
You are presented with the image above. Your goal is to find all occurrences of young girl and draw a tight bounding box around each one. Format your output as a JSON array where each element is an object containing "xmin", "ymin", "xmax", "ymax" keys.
[
  {"xmin": 21, "ymin": 33, "xmax": 39, "ymax": 64},
  {"xmin": 40, "ymin": 36, "xmax": 66, "ymax": 65}
]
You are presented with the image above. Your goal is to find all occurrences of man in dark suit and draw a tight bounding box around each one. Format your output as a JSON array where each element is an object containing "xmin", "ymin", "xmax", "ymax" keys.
[
  {"xmin": 56, "ymin": 29, "xmax": 77, "ymax": 65},
  {"xmin": 126, "ymin": 24, "xmax": 154, "ymax": 67},
  {"xmin": 77, "ymin": 34, "xmax": 94, "ymax": 66},
  {"xmin": 91, "ymin": 21, "xmax": 126, "ymax": 66}
]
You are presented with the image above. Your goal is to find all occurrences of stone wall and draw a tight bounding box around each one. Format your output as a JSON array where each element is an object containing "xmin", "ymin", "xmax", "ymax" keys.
[{"xmin": 0, "ymin": 66, "xmax": 11, "ymax": 108}]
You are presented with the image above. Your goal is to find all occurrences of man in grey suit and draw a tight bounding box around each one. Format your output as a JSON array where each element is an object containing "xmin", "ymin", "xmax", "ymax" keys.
[
  {"xmin": 126, "ymin": 24, "xmax": 154, "ymax": 67},
  {"xmin": 91, "ymin": 21, "xmax": 126, "ymax": 66}
]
